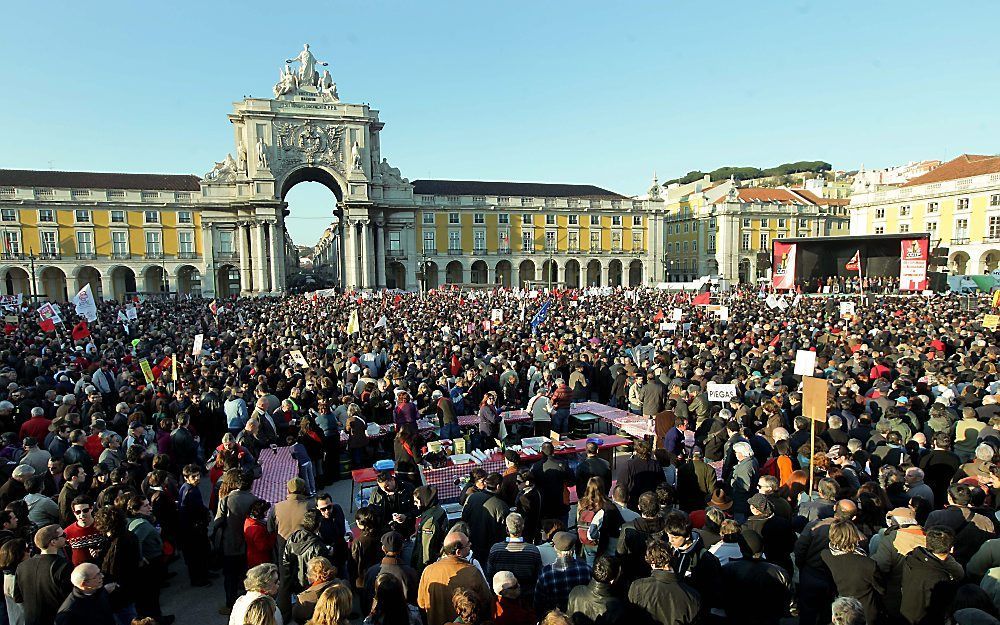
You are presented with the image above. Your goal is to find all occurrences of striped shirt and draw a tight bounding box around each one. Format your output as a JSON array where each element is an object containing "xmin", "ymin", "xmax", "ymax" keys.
[{"xmin": 487, "ymin": 540, "xmax": 542, "ymax": 598}]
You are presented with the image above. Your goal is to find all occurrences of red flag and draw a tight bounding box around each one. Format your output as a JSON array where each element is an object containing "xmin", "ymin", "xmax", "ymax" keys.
[
  {"xmin": 845, "ymin": 250, "xmax": 861, "ymax": 271},
  {"xmin": 3, "ymin": 324, "xmax": 15, "ymax": 335},
  {"xmin": 692, "ymin": 292, "xmax": 711, "ymax": 306},
  {"xmin": 39, "ymin": 319, "xmax": 56, "ymax": 332},
  {"xmin": 652, "ymin": 309, "xmax": 665, "ymax": 323},
  {"xmin": 159, "ymin": 356, "xmax": 172, "ymax": 370},
  {"xmin": 769, "ymin": 334, "xmax": 781, "ymax": 347},
  {"xmin": 393, "ymin": 294, "xmax": 402, "ymax": 306},
  {"xmin": 208, "ymin": 300, "xmax": 218, "ymax": 316},
  {"xmin": 71, "ymin": 321, "xmax": 90, "ymax": 340}
]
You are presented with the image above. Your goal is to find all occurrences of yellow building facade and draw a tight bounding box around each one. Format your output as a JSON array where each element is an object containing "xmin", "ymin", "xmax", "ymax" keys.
[{"xmin": 849, "ymin": 154, "xmax": 1000, "ymax": 275}]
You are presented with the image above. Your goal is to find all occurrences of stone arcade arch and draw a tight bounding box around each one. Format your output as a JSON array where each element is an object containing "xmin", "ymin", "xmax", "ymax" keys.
[
  {"xmin": 423, "ymin": 261, "xmax": 440, "ymax": 290},
  {"xmin": 74, "ymin": 266, "xmax": 102, "ymax": 299},
  {"xmin": 564, "ymin": 259, "xmax": 581, "ymax": 289},
  {"xmin": 38, "ymin": 266, "xmax": 68, "ymax": 302},
  {"xmin": 495, "ymin": 260, "xmax": 512, "ymax": 287},
  {"xmin": 979, "ymin": 250, "xmax": 1000, "ymax": 273},
  {"xmin": 586, "ymin": 260, "xmax": 601, "ymax": 287},
  {"xmin": 387, "ymin": 261, "xmax": 406, "ymax": 290},
  {"xmin": 2, "ymin": 268, "xmax": 30, "ymax": 297},
  {"xmin": 175, "ymin": 265, "xmax": 202, "ymax": 295},
  {"xmin": 518, "ymin": 260, "xmax": 536, "ymax": 288},
  {"xmin": 470, "ymin": 260, "xmax": 488, "ymax": 284},
  {"xmin": 446, "ymin": 260, "xmax": 463, "ymax": 284},
  {"xmin": 950, "ymin": 251, "xmax": 970, "ymax": 276},
  {"xmin": 608, "ymin": 259, "xmax": 623, "ymax": 287},
  {"xmin": 108, "ymin": 266, "xmax": 137, "ymax": 301},
  {"xmin": 628, "ymin": 260, "xmax": 643, "ymax": 287}
]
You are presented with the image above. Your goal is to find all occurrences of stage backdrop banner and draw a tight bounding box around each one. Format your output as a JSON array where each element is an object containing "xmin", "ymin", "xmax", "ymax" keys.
[
  {"xmin": 899, "ymin": 238, "xmax": 929, "ymax": 291},
  {"xmin": 772, "ymin": 242, "xmax": 797, "ymax": 290}
]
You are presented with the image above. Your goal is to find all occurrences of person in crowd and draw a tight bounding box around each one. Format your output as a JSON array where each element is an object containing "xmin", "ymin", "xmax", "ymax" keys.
[
  {"xmin": 627, "ymin": 538, "xmax": 700, "ymax": 625},
  {"xmin": 416, "ymin": 532, "xmax": 492, "ymax": 625},
  {"xmin": 362, "ymin": 531, "xmax": 419, "ymax": 606},
  {"xmin": 718, "ymin": 529, "xmax": 791, "ymax": 625},
  {"xmin": 214, "ymin": 469, "xmax": 260, "ymax": 615},
  {"xmin": 230, "ymin": 563, "xmax": 281, "ymax": 625},
  {"xmin": 13, "ymin": 524, "xmax": 73, "ymax": 625},
  {"xmin": 534, "ymin": 532, "xmax": 591, "ymax": 615},
  {"xmin": 411, "ymin": 485, "xmax": 447, "ymax": 573},
  {"xmin": 461, "ymin": 472, "xmax": 508, "ymax": 564},
  {"xmin": 619, "ymin": 440, "xmax": 665, "ymax": 508},
  {"xmin": 532, "ymin": 443, "xmax": 572, "ymax": 526},
  {"xmin": 292, "ymin": 556, "xmax": 340, "ymax": 624},
  {"xmin": 365, "ymin": 572, "xmax": 422, "ymax": 625},
  {"xmin": 93, "ymin": 505, "xmax": 140, "ymax": 625},
  {"xmin": 616, "ymin": 491, "xmax": 666, "ymax": 585},
  {"xmin": 54, "ymin": 562, "xmax": 115, "ymax": 625},
  {"xmin": 487, "ymin": 512, "xmax": 542, "ymax": 602},
  {"xmin": 279, "ymin": 508, "xmax": 333, "ymax": 620},
  {"xmin": 565, "ymin": 554, "xmax": 626, "ymax": 625},
  {"xmin": 492, "ymin": 569, "xmax": 536, "ymax": 625},
  {"xmin": 900, "ymin": 525, "xmax": 965, "ymax": 625}
]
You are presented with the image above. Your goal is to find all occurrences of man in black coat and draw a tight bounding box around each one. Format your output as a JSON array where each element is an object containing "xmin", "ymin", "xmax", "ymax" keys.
[
  {"xmin": 515, "ymin": 470, "xmax": 543, "ymax": 544},
  {"xmin": 461, "ymin": 472, "xmax": 509, "ymax": 564},
  {"xmin": 54, "ymin": 562, "xmax": 115, "ymax": 625},
  {"xmin": 663, "ymin": 510, "xmax": 721, "ymax": 615},
  {"xmin": 793, "ymin": 499, "xmax": 857, "ymax": 625},
  {"xmin": 575, "ymin": 441, "xmax": 612, "ymax": 497},
  {"xmin": 719, "ymin": 530, "xmax": 791, "ymax": 625},
  {"xmin": 14, "ymin": 524, "xmax": 73, "ymax": 625},
  {"xmin": 531, "ymin": 443, "xmax": 571, "ymax": 525},
  {"xmin": 627, "ymin": 538, "xmax": 700, "ymax": 625},
  {"xmin": 566, "ymin": 555, "xmax": 628, "ymax": 625},
  {"xmin": 616, "ymin": 491, "xmax": 666, "ymax": 587},
  {"xmin": 900, "ymin": 526, "xmax": 964, "ymax": 625}
]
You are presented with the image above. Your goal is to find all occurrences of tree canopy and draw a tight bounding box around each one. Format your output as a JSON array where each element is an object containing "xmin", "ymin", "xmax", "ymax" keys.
[{"xmin": 664, "ymin": 160, "xmax": 832, "ymax": 185}]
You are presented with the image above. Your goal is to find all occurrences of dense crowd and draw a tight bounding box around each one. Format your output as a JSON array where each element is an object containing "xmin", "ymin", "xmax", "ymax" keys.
[{"xmin": 0, "ymin": 283, "xmax": 997, "ymax": 625}]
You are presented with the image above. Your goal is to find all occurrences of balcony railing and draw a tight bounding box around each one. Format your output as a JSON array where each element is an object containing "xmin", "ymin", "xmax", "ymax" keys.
[
  {"xmin": 386, "ymin": 249, "xmax": 406, "ymax": 259},
  {"xmin": 145, "ymin": 251, "xmax": 164, "ymax": 259},
  {"xmin": 39, "ymin": 251, "xmax": 61, "ymax": 260},
  {"xmin": 75, "ymin": 253, "xmax": 96, "ymax": 260},
  {"xmin": 951, "ymin": 238, "xmax": 970, "ymax": 245},
  {"xmin": 0, "ymin": 252, "xmax": 24, "ymax": 261},
  {"xmin": 215, "ymin": 251, "xmax": 237, "ymax": 260},
  {"xmin": 447, "ymin": 248, "xmax": 463, "ymax": 255},
  {"xmin": 177, "ymin": 251, "xmax": 199, "ymax": 259}
]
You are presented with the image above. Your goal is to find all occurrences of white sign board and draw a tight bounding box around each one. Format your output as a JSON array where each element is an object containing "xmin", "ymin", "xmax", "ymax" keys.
[
  {"xmin": 672, "ymin": 308, "xmax": 683, "ymax": 321},
  {"xmin": 192, "ymin": 334, "xmax": 204, "ymax": 357},
  {"xmin": 794, "ymin": 349, "xmax": 817, "ymax": 376},
  {"xmin": 839, "ymin": 301, "xmax": 856, "ymax": 319},
  {"xmin": 707, "ymin": 382, "xmax": 737, "ymax": 403},
  {"xmin": 290, "ymin": 349, "xmax": 309, "ymax": 368},
  {"xmin": 664, "ymin": 322, "xmax": 677, "ymax": 331},
  {"xmin": 717, "ymin": 306, "xmax": 729, "ymax": 321},
  {"xmin": 491, "ymin": 309, "xmax": 504, "ymax": 323}
]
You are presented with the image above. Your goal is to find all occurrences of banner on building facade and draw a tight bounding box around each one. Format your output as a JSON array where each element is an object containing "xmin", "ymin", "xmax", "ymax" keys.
[
  {"xmin": 772, "ymin": 242, "xmax": 797, "ymax": 291},
  {"xmin": 899, "ymin": 238, "xmax": 929, "ymax": 291}
]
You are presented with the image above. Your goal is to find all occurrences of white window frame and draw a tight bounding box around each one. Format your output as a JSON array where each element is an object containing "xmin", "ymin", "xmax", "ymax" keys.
[
  {"xmin": 473, "ymin": 230, "xmax": 486, "ymax": 252},
  {"xmin": 75, "ymin": 231, "xmax": 94, "ymax": 256},
  {"xmin": 110, "ymin": 209, "xmax": 126, "ymax": 224},
  {"xmin": 741, "ymin": 233, "xmax": 751, "ymax": 251},
  {"xmin": 111, "ymin": 230, "xmax": 129, "ymax": 256},
  {"xmin": 74, "ymin": 209, "xmax": 91, "ymax": 223},
  {"xmin": 422, "ymin": 212, "xmax": 435, "ymax": 225},
  {"xmin": 0, "ymin": 208, "xmax": 16, "ymax": 222},
  {"xmin": 522, "ymin": 230, "xmax": 533, "ymax": 252},
  {"xmin": 612, "ymin": 215, "xmax": 622, "ymax": 226},
  {"xmin": 448, "ymin": 212, "xmax": 460, "ymax": 225},
  {"xmin": 422, "ymin": 231, "xmax": 435, "ymax": 252},
  {"xmin": 177, "ymin": 211, "xmax": 193, "ymax": 224},
  {"xmin": 218, "ymin": 230, "xmax": 234, "ymax": 254},
  {"xmin": 522, "ymin": 214, "xmax": 533, "ymax": 225},
  {"xmin": 568, "ymin": 214, "xmax": 578, "ymax": 226},
  {"xmin": 632, "ymin": 215, "xmax": 642, "ymax": 226},
  {"xmin": 2, "ymin": 230, "xmax": 21, "ymax": 256},
  {"xmin": 178, "ymin": 230, "xmax": 195, "ymax": 254},
  {"xmin": 610, "ymin": 231, "xmax": 622, "ymax": 251},
  {"xmin": 498, "ymin": 213, "xmax": 509, "ymax": 225},
  {"xmin": 145, "ymin": 231, "xmax": 162, "ymax": 256},
  {"xmin": 473, "ymin": 213, "xmax": 485, "ymax": 225},
  {"xmin": 590, "ymin": 231, "xmax": 601, "ymax": 251},
  {"xmin": 545, "ymin": 214, "xmax": 556, "ymax": 226},
  {"xmin": 144, "ymin": 210, "xmax": 159, "ymax": 224},
  {"xmin": 448, "ymin": 230, "xmax": 461, "ymax": 251},
  {"xmin": 590, "ymin": 214, "xmax": 600, "ymax": 226},
  {"xmin": 38, "ymin": 208, "xmax": 54, "ymax": 223},
  {"xmin": 388, "ymin": 231, "xmax": 402, "ymax": 252}
]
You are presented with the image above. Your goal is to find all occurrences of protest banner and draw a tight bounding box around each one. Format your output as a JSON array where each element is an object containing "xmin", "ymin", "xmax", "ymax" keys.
[
  {"xmin": 794, "ymin": 349, "xmax": 817, "ymax": 376},
  {"xmin": 706, "ymin": 382, "xmax": 737, "ymax": 403}
]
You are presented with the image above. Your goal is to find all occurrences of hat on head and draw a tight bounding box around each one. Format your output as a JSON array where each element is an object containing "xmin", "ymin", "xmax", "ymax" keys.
[
  {"xmin": 895, "ymin": 396, "xmax": 909, "ymax": 405},
  {"xmin": 552, "ymin": 531, "xmax": 577, "ymax": 552},
  {"xmin": 492, "ymin": 570, "xmax": 518, "ymax": 596},
  {"xmin": 286, "ymin": 477, "xmax": 307, "ymax": 495},
  {"xmin": 381, "ymin": 531, "xmax": 404, "ymax": 555},
  {"xmin": 709, "ymin": 488, "xmax": 733, "ymax": 510},
  {"xmin": 748, "ymin": 493, "xmax": 771, "ymax": 515},
  {"xmin": 48, "ymin": 417, "xmax": 69, "ymax": 432}
]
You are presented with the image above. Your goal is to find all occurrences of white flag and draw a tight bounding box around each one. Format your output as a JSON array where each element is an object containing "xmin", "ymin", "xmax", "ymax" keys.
[
  {"xmin": 374, "ymin": 315, "xmax": 388, "ymax": 329},
  {"xmin": 192, "ymin": 333, "xmax": 204, "ymax": 356},
  {"xmin": 72, "ymin": 284, "xmax": 98, "ymax": 322}
]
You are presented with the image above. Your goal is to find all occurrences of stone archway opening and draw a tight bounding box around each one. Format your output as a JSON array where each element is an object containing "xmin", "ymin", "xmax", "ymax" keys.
[
  {"xmin": 143, "ymin": 266, "xmax": 168, "ymax": 294},
  {"xmin": 424, "ymin": 261, "xmax": 439, "ymax": 290},
  {"xmin": 495, "ymin": 260, "xmax": 512, "ymax": 287},
  {"xmin": 110, "ymin": 266, "xmax": 137, "ymax": 301},
  {"xmin": 280, "ymin": 166, "xmax": 346, "ymax": 292},
  {"xmin": 176, "ymin": 265, "xmax": 202, "ymax": 295},
  {"xmin": 518, "ymin": 260, "xmax": 536, "ymax": 288},
  {"xmin": 586, "ymin": 260, "xmax": 601, "ymax": 286},
  {"xmin": 980, "ymin": 250, "xmax": 1000, "ymax": 273},
  {"xmin": 216, "ymin": 264, "xmax": 240, "ymax": 298},
  {"xmin": 564, "ymin": 259, "xmax": 581, "ymax": 289},
  {"xmin": 3, "ymin": 268, "xmax": 30, "ymax": 297},
  {"xmin": 76, "ymin": 266, "xmax": 102, "ymax": 299},
  {"xmin": 628, "ymin": 260, "xmax": 643, "ymax": 287},
  {"xmin": 387, "ymin": 261, "xmax": 406, "ymax": 290},
  {"xmin": 608, "ymin": 259, "xmax": 623, "ymax": 287},
  {"xmin": 446, "ymin": 260, "xmax": 463, "ymax": 284},
  {"xmin": 39, "ymin": 267, "xmax": 68, "ymax": 302},
  {"xmin": 950, "ymin": 251, "xmax": 970, "ymax": 276},
  {"xmin": 739, "ymin": 258, "xmax": 751, "ymax": 284},
  {"xmin": 470, "ymin": 260, "xmax": 488, "ymax": 284}
]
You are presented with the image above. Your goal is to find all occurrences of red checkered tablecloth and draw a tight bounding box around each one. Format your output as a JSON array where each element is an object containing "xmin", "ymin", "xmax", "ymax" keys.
[
  {"xmin": 251, "ymin": 446, "xmax": 300, "ymax": 504},
  {"xmin": 420, "ymin": 453, "xmax": 505, "ymax": 503},
  {"xmin": 339, "ymin": 419, "xmax": 435, "ymax": 443},
  {"xmin": 456, "ymin": 410, "xmax": 533, "ymax": 428}
]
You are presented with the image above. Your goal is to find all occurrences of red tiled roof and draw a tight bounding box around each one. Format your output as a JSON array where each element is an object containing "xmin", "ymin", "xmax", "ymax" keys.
[
  {"xmin": 900, "ymin": 154, "xmax": 1000, "ymax": 187},
  {"xmin": 789, "ymin": 189, "xmax": 850, "ymax": 206},
  {"xmin": 714, "ymin": 187, "xmax": 814, "ymax": 205}
]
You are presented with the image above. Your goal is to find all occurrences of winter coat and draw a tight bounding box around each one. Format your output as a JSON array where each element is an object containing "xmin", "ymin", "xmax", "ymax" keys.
[
  {"xmin": 718, "ymin": 558, "xmax": 792, "ymax": 625},
  {"xmin": 461, "ymin": 490, "xmax": 508, "ymax": 563},
  {"xmin": 617, "ymin": 515, "xmax": 665, "ymax": 585},
  {"xmin": 282, "ymin": 529, "xmax": 332, "ymax": 592},
  {"xmin": 411, "ymin": 505, "xmax": 448, "ymax": 572},
  {"xmin": 566, "ymin": 580, "xmax": 628, "ymax": 625},
  {"xmin": 822, "ymin": 550, "xmax": 883, "ymax": 625},
  {"xmin": 900, "ymin": 546, "xmax": 964, "ymax": 625},
  {"xmin": 627, "ymin": 569, "xmax": 700, "ymax": 625}
]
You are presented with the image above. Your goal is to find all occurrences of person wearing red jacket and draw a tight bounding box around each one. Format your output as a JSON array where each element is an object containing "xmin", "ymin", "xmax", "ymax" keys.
[
  {"xmin": 19, "ymin": 407, "xmax": 51, "ymax": 442},
  {"xmin": 244, "ymin": 499, "xmax": 277, "ymax": 568}
]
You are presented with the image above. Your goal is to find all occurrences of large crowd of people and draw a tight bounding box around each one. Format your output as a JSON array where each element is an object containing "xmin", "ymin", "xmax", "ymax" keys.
[{"xmin": 0, "ymin": 283, "xmax": 997, "ymax": 625}]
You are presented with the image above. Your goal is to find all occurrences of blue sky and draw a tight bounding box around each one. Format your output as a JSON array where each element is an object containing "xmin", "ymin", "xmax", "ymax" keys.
[{"xmin": 2, "ymin": 1, "xmax": 998, "ymax": 244}]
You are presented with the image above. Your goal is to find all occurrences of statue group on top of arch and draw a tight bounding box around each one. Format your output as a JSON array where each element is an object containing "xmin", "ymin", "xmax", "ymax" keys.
[{"xmin": 274, "ymin": 44, "xmax": 339, "ymax": 102}]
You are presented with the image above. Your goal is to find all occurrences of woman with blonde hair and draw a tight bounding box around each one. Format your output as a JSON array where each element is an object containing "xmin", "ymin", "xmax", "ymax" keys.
[
  {"xmin": 576, "ymin": 476, "xmax": 621, "ymax": 563},
  {"xmin": 306, "ymin": 582, "xmax": 353, "ymax": 625},
  {"xmin": 242, "ymin": 595, "xmax": 278, "ymax": 625}
]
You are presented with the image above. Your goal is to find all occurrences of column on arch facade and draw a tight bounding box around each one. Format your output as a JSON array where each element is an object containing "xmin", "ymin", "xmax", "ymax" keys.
[{"xmin": 238, "ymin": 221, "xmax": 252, "ymax": 294}]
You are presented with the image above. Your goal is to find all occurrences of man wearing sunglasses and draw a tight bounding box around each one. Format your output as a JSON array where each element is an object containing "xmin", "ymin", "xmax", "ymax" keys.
[
  {"xmin": 64, "ymin": 497, "xmax": 105, "ymax": 566},
  {"xmin": 13, "ymin": 524, "xmax": 73, "ymax": 625}
]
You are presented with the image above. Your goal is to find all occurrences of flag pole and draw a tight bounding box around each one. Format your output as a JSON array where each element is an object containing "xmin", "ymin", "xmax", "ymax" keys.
[{"xmin": 858, "ymin": 252, "xmax": 864, "ymax": 298}]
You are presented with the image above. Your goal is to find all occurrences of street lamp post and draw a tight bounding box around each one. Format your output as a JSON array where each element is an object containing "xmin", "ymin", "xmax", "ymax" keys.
[{"xmin": 27, "ymin": 248, "xmax": 37, "ymax": 301}]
